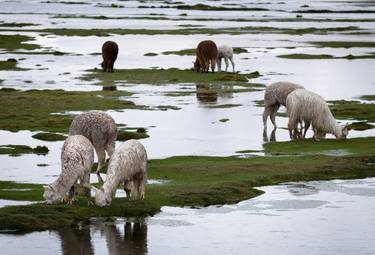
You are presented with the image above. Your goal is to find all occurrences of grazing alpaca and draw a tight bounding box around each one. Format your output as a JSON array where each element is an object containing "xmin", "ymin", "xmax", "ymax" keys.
[
  {"xmin": 101, "ymin": 41, "xmax": 119, "ymax": 72},
  {"xmin": 217, "ymin": 45, "xmax": 235, "ymax": 72},
  {"xmin": 194, "ymin": 40, "xmax": 218, "ymax": 73},
  {"xmin": 43, "ymin": 135, "xmax": 94, "ymax": 204},
  {"xmin": 263, "ymin": 81, "xmax": 304, "ymax": 129},
  {"xmin": 286, "ymin": 89, "xmax": 349, "ymax": 140},
  {"xmin": 69, "ymin": 111, "xmax": 117, "ymax": 182},
  {"xmin": 92, "ymin": 140, "xmax": 148, "ymax": 207}
]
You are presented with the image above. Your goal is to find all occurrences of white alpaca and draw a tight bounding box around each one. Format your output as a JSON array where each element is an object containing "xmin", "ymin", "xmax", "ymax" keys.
[
  {"xmin": 263, "ymin": 81, "xmax": 304, "ymax": 129},
  {"xmin": 286, "ymin": 89, "xmax": 349, "ymax": 140},
  {"xmin": 69, "ymin": 111, "xmax": 117, "ymax": 182},
  {"xmin": 91, "ymin": 140, "xmax": 148, "ymax": 207},
  {"xmin": 217, "ymin": 45, "xmax": 235, "ymax": 72},
  {"xmin": 43, "ymin": 135, "xmax": 94, "ymax": 204}
]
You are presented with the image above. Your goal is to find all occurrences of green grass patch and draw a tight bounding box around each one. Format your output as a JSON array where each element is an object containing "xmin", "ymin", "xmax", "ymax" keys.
[
  {"xmin": 144, "ymin": 52, "xmax": 158, "ymax": 56},
  {"xmin": 32, "ymin": 132, "xmax": 67, "ymax": 141},
  {"xmin": 311, "ymin": 41, "xmax": 375, "ymax": 48},
  {"xmin": 263, "ymin": 137, "xmax": 375, "ymax": 155},
  {"xmin": 0, "ymin": 88, "xmax": 138, "ymax": 133},
  {"xmin": 0, "ymin": 60, "xmax": 27, "ymax": 71},
  {"xmin": 0, "ymin": 22, "xmax": 37, "ymax": 27},
  {"xmin": 219, "ymin": 118, "xmax": 230, "ymax": 122},
  {"xmin": 4, "ymin": 26, "xmax": 361, "ymax": 37},
  {"xmin": 235, "ymin": 149, "xmax": 263, "ymax": 153},
  {"xmin": 329, "ymin": 100, "xmax": 375, "ymax": 122},
  {"xmin": 1, "ymin": 151, "xmax": 375, "ymax": 232},
  {"xmin": 0, "ymin": 34, "xmax": 40, "ymax": 51},
  {"xmin": 277, "ymin": 53, "xmax": 375, "ymax": 59},
  {"xmin": 117, "ymin": 129, "xmax": 149, "ymax": 141},
  {"xmin": 83, "ymin": 68, "xmax": 261, "ymax": 86},
  {"xmin": 347, "ymin": 122, "xmax": 374, "ymax": 131},
  {"xmin": 206, "ymin": 104, "xmax": 242, "ymax": 109},
  {"xmin": 0, "ymin": 145, "xmax": 48, "ymax": 156},
  {"xmin": 360, "ymin": 95, "xmax": 375, "ymax": 101}
]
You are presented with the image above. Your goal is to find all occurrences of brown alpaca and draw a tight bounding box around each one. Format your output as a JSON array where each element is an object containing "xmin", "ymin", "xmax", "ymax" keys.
[
  {"xmin": 101, "ymin": 41, "xmax": 119, "ymax": 72},
  {"xmin": 194, "ymin": 40, "xmax": 218, "ymax": 73}
]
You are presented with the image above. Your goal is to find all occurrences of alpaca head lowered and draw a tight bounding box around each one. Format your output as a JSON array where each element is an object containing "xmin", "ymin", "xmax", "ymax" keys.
[
  {"xmin": 91, "ymin": 185, "xmax": 111, "ymax": 207},
  {"xmin": 43, "ymin": 185, "xmax": 63, "ymax": 204},
  {"xmin": 341, "ymin": 124, "xmax": 349, "ymax": 139}
]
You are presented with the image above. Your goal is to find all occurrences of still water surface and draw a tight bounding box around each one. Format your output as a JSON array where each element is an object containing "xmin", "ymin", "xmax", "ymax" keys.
[{"xmin": 1, "ymin": 178, "xmax": 374, "ymax": 254}]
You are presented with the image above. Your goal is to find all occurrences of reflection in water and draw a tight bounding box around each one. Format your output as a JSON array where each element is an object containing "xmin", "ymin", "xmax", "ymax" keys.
[
  {"xmin": 196, "ymin": 84, "xmax": 218, "ymax": 103},
  {"xmin": 263, "ymin": 127, "xmax": 277, "ymax": 142},
  {"xmin": 58, "ymin": 224, "xmax": 94, "ymax": 255},
  {"xmin": 57, "ymin": 220, "xmax": 147, "ymax": 255},
  {"xmin": 105, "ymin": 221, "xmax": 148, "ymax": 255},
  {"xmin": 287, "ymin": 183, "xmax": 319, "ymax": 197},
  {"xmin": 195, "ymin": 84, "xmax": 234, "ymax": 104},
  {"xmin": 102, "ymin": 86, "xmax": 117, "ymax": 91}
]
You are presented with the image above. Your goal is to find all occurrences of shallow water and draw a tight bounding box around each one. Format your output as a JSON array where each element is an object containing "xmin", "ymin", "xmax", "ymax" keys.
[{"xmin": 1, "ymin": 178, "xmax": 375, "ymax": 254}]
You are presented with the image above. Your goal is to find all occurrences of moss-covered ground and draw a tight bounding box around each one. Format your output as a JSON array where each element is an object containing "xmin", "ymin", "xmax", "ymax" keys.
[
  {"xmin": 0, "ymin": 145, "xmax": 49, "ymax": 156},
  {"xmin": 0, "ymin": 88, "xmax": 137, "ymax": 133},
  {"xmin": 0, "ymin": 144, "xmax": 374, "ymax": 232},
  {"xmin": 0, "ymin": 34, "xmax": 40, "ymax": 51},
  {"xmin": 277, "ymin": 53, "xmax": 375, "ymax": 59},
  {"xmin": 3, "ymin": 26, "xmax": 363, "ymax": 37},
  {"xmin": 83, "ymin": 68, "xmax": 261, "ymax": 86}
]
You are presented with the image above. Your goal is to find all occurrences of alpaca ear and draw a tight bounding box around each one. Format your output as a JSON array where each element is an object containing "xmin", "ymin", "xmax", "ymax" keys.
[{"xmin": 43, "ymin": 185, "xmax": 49, "ymax": 190}]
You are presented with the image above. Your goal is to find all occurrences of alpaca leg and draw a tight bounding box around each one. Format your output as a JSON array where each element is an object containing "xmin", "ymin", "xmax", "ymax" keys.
[
  {"xmin": 67, "ymin": 185, "xmax": 76, "ymax": 205},
  {"xmin": 96, "ymin": 147, "xmax": 106, "ymax": 183},
  {"xmin": 288, "ymin": 117, "xmax": 297, "ymax": 140},
  {"xmin": 270, "ymin": 104, "xmax": 280, "ymax": 129},
  {"xmin": 106, "ymin": 141, "xmax": 116, "ymax": 158},
  {"xmin": 270, "ymin": 127, "xmax": 277, "ymax": 142},
  {"xmin": 262, "ymin": 105, "xmax": 272, "ymax": 129},
  {"xmin": 224, "ymin": 57, "xmax": 229, "ymax": 72},
  {"xmin": 138, "ymin": 175, "xmax": 146, "ymax": 200},
  {"xmin": 205, "ymin": 60, "xmax": 210, "ymax": 73},
  {"xmin": 124, "ymin": 180, "xmax": 132, "ymax": 198},
  {"xmin": 211, "ymin": 58, "xmax": 216, "ymax": 73},
  {"xmin": 303, "ymin": 121, "xmax": 310, "ymax": 138},
  {"xmin": 217, "ymin": 58, "xmax": 222, "ymax": 72},
  {"xmin": 313, "ymin": 127, "xmax": 320, "ymax": 141},
  {"xmin": 262, "ymin": 127, "xmax": 268, "ymax": 142},
  {"xmin": 81, "ymin": 172, "xmax": 92, "ymax": 205},
  {"xmin": 229, "ymin": 56, "xmax": 235, "ymax": 72}
]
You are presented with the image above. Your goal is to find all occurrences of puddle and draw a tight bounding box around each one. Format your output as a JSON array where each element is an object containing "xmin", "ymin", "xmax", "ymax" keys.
[{"xmin": 1, "ymin": 178, "xmax": 375, "ymax": 254}]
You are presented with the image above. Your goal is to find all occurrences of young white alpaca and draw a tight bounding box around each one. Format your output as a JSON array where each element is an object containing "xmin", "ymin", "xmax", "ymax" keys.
[
  {"xmin": 286, "ymin": 89, "xmax": 349, "ymax": 141},
  {"xmin": 69, "ymin": 111, "xmax": 117, "ymax": 182},
  {"xmin": 263, "ymin": 81, "xmax": 304, "ymax": 130},
  {"xmin": 217, "ymin": 45, "xmax": 235, "ymax": 72},
  {"xmin": 92, "ymin": 140, "xmax": 148, "ymax": 207},
  {"xmin": 43, "ymin": 135, "xmax": 94, "ymax": 204}
]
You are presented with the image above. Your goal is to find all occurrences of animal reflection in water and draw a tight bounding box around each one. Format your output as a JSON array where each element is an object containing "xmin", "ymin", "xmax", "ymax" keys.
[
  {"xmin": 58, "ymin": 221, "xmax": 147, "ymax": 255},
  {"xmin": 195, "ymin": 84, "xmax": 233, "ymax": 104},
  {"xmin": 263, "ymin": 127, "xmax": 277, "ymax": 142},
  {"xmin": 58, "ymin": 224, "xmax": 94, "ymax": 255}
]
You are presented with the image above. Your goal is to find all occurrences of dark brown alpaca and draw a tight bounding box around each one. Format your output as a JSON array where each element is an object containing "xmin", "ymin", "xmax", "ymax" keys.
[
  {"xmin": 101, "ymin": 41, "xmax": 119, "ymax": 72},
  {"xmin": 194, "ymin": 40, "xmax": 218, "ymax": 73}
]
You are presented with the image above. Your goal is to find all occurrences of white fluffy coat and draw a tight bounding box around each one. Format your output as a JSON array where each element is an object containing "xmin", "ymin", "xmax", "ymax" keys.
[
  {"xmin": 263, "ymin": 81, "xmax": 304, "ymax": 129},
  {"xmin": 93, "ymin": 140, "xmax": 147, "ymax": 207},
  {"xmin": 286, "ymin": 89, "xmax": 348, "ymax": 140},
  {"xmin": 217, "ymin": 45, "xmax": 235, "ymax": 72},
  {"xmin": 43, "ymin": 135, "xmax": 94, "ymax": 204}
]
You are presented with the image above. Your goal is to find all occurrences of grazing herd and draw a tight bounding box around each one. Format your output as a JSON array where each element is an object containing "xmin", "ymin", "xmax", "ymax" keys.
[
  {"xmin": 263, "ymin": 82, "xmax": 348, "ymax": 141},
  {"xmin": 43, "ymin": 40, "xmax": 349, "ymax": 207},
  {"xmin": 100, "ymin": 39, "xmax": 235, "ymax": 73}
]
